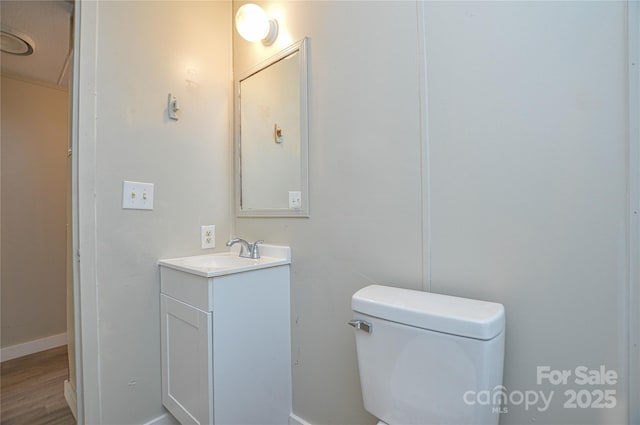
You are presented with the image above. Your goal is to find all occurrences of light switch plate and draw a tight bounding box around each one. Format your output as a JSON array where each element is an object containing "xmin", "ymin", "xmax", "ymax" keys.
[
  {"xmin": 201, "ymin": 225, "xmax": 215, "ymax": 249},
  {"xmin": 122, "ymin": 181, "xmax": 154, "ymax": 210},
  {"xmin": 289, "ymin": 191, "xmax": 302, "ymax": 209}
]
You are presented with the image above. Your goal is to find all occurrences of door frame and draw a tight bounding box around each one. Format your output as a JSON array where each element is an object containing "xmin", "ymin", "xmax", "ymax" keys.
[
  {"xmin": 627, "ymin": 1, "xmax": 639, "ymax": 422},
  {"xmin": 71, "ymin": 0, "xmax": 101, "ymax": 423}
]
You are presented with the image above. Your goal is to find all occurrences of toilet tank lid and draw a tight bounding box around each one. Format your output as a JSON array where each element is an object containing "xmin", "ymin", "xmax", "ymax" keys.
[{"xmin": 352, "ymin": 285, "xmax": 505, "ymax": 340}]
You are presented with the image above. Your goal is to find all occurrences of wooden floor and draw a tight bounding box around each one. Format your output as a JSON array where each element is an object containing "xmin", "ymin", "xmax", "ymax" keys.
[{"xmin": 1, "ymin": 346, "xmax": 76, "ymax": 425}]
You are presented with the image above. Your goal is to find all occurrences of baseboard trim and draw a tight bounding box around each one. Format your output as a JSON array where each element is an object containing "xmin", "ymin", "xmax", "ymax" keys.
[
  {"xmin": 289, "ymin": 413, "xmax": 313, "ymax": 425},
  {"xmin": 64, "ymin": 379, "xmax": 78, "ymax": 420},
  {"xmin": 144, "ymin": 411, "xmax": 302, "ymax": 425},
  {"xmin": 142, "ymin": 412, "xmax": 180, "ymax": 425},
  {"xmin": 0, "ymin": 333, "xmax": 67, "ymax": 362}
]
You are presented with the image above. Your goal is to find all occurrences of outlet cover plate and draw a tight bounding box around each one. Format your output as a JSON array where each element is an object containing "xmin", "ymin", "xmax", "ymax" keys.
[
  {"xmin": 289, "ymin": 191, "xmax": 302, "ymax": 209},
  {"xmin": 201, "ymin": 225, "xmax": 215, "ymax": 249}
]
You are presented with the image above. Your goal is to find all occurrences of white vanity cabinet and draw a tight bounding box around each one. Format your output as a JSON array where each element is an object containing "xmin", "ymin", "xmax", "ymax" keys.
[
  {"xmin": 160, "ymin": 293, "xmax": 213, "ymax": 424},
  {"xmin": 159, "ymin": 247, "xmax": 292, "ymax": 425}
]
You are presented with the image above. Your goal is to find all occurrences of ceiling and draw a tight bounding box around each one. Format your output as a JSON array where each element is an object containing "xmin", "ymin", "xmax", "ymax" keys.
[{"xmin": 1, "ymin": 0, "xmax": 73, "ymax": 88}]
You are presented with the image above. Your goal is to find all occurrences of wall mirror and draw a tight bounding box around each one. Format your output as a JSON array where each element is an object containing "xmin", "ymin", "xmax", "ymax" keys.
[{"xmin": 235, "ymin": 38, "xmax": 309, "ymax": 217}]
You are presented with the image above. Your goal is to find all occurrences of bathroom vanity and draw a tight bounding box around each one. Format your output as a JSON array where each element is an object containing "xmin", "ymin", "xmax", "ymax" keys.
[{"xmin": 158, "ymin": 245, "xmax": 292, "ymax": 425}]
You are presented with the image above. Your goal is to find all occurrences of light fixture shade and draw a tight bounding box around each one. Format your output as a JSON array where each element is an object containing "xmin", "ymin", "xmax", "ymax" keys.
[
  {"xmin": 1, "ymin": 29, "xmax": 35, "ymax": 56},
  {"xmin": 235, "ymin": 3, "xmax": 278, "ymax": 46},
  {"xmin": 236, "ymin": 4, "xmax": 270, "ymax": 42}
]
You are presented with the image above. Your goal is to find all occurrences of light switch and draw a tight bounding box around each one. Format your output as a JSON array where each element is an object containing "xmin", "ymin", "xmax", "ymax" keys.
[{"xmin": 122, "ymin": 181, "xmax": 154, "ymax": 210}]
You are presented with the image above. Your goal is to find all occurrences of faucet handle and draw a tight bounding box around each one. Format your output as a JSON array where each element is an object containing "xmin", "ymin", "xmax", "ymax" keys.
[{"xmin": 250, "ymin": 240, "xmax": 264, "ymax": 259}]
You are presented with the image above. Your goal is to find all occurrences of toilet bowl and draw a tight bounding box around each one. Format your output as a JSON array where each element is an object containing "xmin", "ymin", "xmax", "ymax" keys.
[{"xmin": 350, "ymin": 285, "xmax": 505, "ymax": 425}]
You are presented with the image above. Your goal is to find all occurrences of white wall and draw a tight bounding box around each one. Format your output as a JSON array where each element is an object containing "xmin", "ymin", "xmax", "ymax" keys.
[
  {"xmin": 233, "ymin": 2, "xmax": 423, "ymax": 423},
  {"xmin": 234, "ymin": 1, "xmax": 632, "ymax": 424},
  {"xmin": 77, "ymin": 1, "xmax": 231, "ymax": 423},
  {"xmin": 1, "ymin": 75, "xmax": 68, "ymax": 349},
  {"xmin": 74, "ymin": 0, "xmax": 633, "ymax": 423},
  {"xmin": 424, "ymin": 2, "xmax": 628, "ymax": 423}
]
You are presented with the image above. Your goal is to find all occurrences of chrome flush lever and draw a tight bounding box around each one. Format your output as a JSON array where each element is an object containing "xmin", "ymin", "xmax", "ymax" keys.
[{"xmin": 348, "ymin": 320, "xmax": 372, "ymax": 334}]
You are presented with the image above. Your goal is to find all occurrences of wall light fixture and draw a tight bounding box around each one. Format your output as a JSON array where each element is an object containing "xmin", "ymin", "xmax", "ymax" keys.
[{"xmin": 235, "ymin": 3, "xmax": 278, "ymax": 46}]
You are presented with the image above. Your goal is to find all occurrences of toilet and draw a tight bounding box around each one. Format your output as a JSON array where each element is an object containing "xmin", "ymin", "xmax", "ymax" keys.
[{"xmin": 350, "ymin": 285, "xmax": 505, "ymax": 425}]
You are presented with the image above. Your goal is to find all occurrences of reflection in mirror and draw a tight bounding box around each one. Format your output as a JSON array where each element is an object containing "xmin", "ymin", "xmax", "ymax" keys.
[
  {"xmin": 241, "ymin": 52, "xmax": 300, "ymax": 209},
  {"xmin": 236, "ymin": 38, "xmax": 309, "ymax": 217}
]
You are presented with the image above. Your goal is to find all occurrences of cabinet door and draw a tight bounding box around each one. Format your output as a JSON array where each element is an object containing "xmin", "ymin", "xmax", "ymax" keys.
[{"xmin": 161, "ymin": 294, "xmax": 213, "ymax": 425}]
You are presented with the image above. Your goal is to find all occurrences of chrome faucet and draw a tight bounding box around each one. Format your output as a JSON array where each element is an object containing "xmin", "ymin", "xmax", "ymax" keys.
[{"xmin": 226, "ymin": 238, "xmax": 263, "ymax": 259}]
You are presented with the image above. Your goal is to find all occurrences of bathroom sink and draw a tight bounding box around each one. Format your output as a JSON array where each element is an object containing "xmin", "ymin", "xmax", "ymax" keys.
[
  {"xmin": 159, "ymin": 243, "xmax": 292, "ymax": 424},
  {"xmin": 180, "ymin": 253, "xmax": 261, "ymax": 269},
  {"xmin": 158, "ymin": 245, "xmax": 290, "ymax": 277}
]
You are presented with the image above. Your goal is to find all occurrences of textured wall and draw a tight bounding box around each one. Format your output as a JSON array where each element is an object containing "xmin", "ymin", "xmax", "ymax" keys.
[
  {"xmin": 1, "ymin": 75, "xmax": 68, "ymax": 349},
  {"xmin": 233, "ymin": 2, "xmax": 423, "ymax": 423},
  {"xmin": 77, "ymin": 1, "xmax": 232, "ymax": 423},
  {"xmin": 424, "ymin": 2, "xmax": 628, "ymax": 423},
  {"xmin": 234, "ymin": 1, "xmax": 631, "ymax": 424}
]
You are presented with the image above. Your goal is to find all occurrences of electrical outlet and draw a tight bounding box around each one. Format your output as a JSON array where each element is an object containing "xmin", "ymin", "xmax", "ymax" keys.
[
  {"xmin": 201, "ymin": 225, "xmax": 215, "ymax": 249},
  {"xmin": 289, "ymin": 191, "xmax": 302, "ymax": 209},
  {"xmin": 122, "ymin": 181, "xmax": 154, "ymax": 210}
]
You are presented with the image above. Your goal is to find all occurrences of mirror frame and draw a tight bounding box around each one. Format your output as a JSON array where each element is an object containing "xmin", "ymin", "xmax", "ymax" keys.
[{"xmin": 235, "ymin": 37, "xmax": 310, "ymax": 218}]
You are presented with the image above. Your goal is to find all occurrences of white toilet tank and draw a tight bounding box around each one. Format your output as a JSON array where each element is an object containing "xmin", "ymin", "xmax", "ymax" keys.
[{"xmin": 351, "ymin": 285, "xmax": 505, "ymax": 425}]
